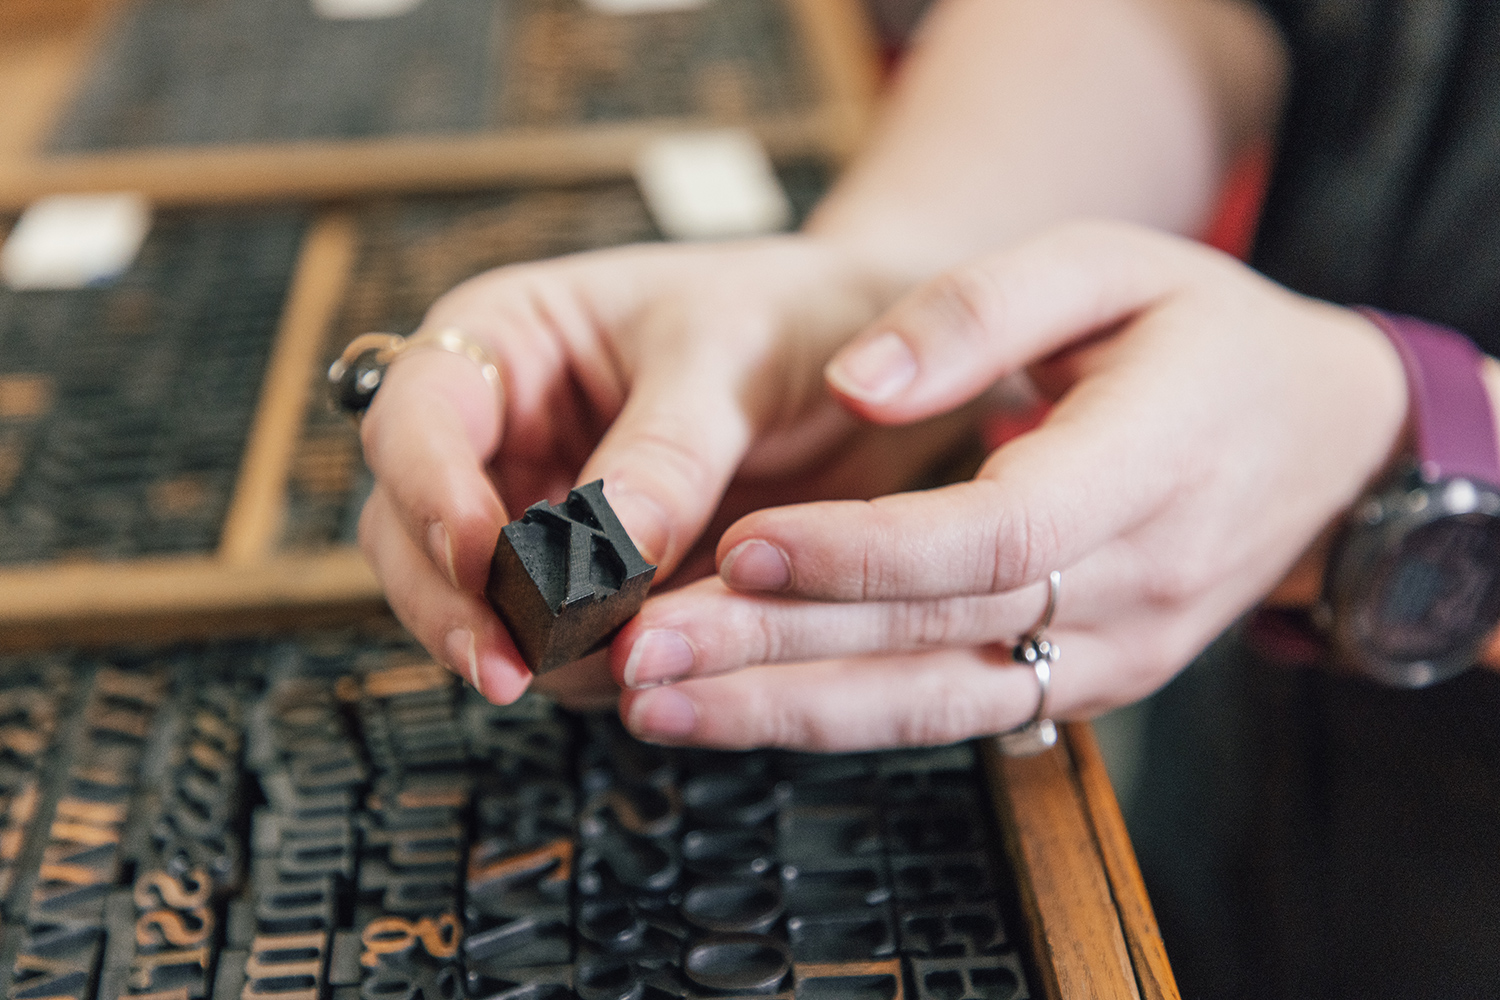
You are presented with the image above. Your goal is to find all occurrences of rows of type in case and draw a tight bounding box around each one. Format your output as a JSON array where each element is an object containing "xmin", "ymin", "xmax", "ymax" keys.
[
  {"xmin": 0, "ymin": 632, "xmax": 1030, "ymax": 1000},
  {"xmin": 0, "ymin": 210, "xmax": 305, "ymax": 564},
  {"xmin": 49, "ymin": 0, "xmax": 813, "ymax": 153}
]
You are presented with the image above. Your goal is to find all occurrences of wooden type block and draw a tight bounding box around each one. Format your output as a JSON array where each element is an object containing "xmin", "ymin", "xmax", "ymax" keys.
[{"xmin": 486, "ymin": 480, "xmax": 655, "ymax": 675}]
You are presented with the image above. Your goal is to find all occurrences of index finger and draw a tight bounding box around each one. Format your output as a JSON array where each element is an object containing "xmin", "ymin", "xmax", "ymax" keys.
[
  {"xmin": 714, "ymin": 369, "xmax": 1184, "ymax": 602},
  {"xmin": 360, "ymin": 346, "xmax": 508, "ymax": 593}
]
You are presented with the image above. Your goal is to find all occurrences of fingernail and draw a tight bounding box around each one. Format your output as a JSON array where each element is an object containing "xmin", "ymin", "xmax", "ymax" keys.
[
  {"xmin": 623, "ymin": 630, "xmax": 696, "ymax": 689},
  {"xmin": 826, "ymin": 331, "xmax": 917, "ymax": 403},
  {"xmin": 429, "ymin": 522, "xmax": 457, "ymax": 588},
  {"xmin": 445, "ymin": 628, "xmax": 480, "ymax": 694},
  {"xmin": 605, "ymin": 486, "xmax": 671, "ymax": 566},
  {"xmin": 627, "ymin": 687, "xmax": 699, "ymax": 741},
  {"xmin": 721, "ymin": 539, "xmax": 791, "ymax": 592}
]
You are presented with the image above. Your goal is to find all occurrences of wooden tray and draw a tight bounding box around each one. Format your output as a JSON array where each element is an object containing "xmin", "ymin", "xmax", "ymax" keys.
[
  {"xmin": 0, "ymin": 619, "xmax": 1178, "ymax": 1000},
  {"xmin": 0, "ymin": 0, "xmax": 878, "ymax": 210},
  {"xmin": 0, "ymin": 173, "xmax": 830, "ymax": 647}
]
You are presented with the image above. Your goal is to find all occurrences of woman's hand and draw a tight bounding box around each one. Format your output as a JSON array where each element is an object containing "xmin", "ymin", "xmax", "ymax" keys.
[
  {"xmin": 612, "ymin": 221, "xmax": 1411, "ymax": 750},
  {"xmin": 355, "ymin": 235, "xmax": 976, "ymax": 704}
]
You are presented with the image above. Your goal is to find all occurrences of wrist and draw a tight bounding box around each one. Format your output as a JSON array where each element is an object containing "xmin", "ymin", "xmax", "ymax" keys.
[{"xmin": 1263, "ymin": 312, "xmax": 1500, "ymax": 679}]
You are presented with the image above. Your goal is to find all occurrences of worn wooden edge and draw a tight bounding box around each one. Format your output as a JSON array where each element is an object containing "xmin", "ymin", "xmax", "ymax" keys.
[
  {"xmin": 0, "ymin": 0, "xmax": 123, "ymax": 160},
  {"xmin": 979, "ymin": 732, "xmax": 1141, "ymax": 1000},
  {"xmin": 218, "ymin": 209, "xmax": 357, "ymax": 565},
  {"xmin": 0, "ymin": 104, "xmax": 864, "ymax": 213},
  {"xmin": 785, "ymin": 0, "xmax": 883, "ymax": 163},
  {"xmin": 0, "ymin": 546, "xmax": 385, "ymax": 649},
  {"xmin": 0, "ymin": 0, "xmax": 882, "ymax": 207},
  {"xmin": 1063, "ymin": 722, "xmax": 1181, "ymax": 1000}
]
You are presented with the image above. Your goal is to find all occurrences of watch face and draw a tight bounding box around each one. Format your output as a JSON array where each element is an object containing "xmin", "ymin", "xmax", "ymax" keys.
[{"xmin": 1366, "ymin": 512, "xmax": 1500, "ymax": 664}]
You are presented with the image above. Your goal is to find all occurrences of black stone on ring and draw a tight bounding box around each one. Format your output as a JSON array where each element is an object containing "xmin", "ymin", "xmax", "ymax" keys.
[
  {"xmin": 998, "ymin": 570, "xmax": 1061, "ymax": 756},
  {"xmin": 328, "ymin": 332, "xmax": 407, "ymax": 416},
  {"xmin": 328, "ymin": 329, "xmax": 501, "ymax": 417}
]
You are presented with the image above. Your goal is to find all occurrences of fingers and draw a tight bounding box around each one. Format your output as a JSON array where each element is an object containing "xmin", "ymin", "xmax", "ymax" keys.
[
  {"xmin": 361, "ymin": 348, "xmax": 508, "ymax": 593},
  {"xmin": 359, "ymin": 487, "xmax": 532, "ymax": 705},
  {"xmin": 576, "ymin": 333, "xmax": 758, "ymax": 575},
  {"xmin": 617, "ymin": 644, "xmax": 1099, "ymax": 751},
  {"xmin": 716, "ymin": 372, "xmax": 1179, "ymax": 602},
  {"xmin": 824, "ymin": 220, "xmax": 1200, "ymax": 424},
  {"xmin": 530, "ymin": 650, "xmax": 623, "ymax": 712},
  {"xmin": 610, "ymin": 574, "xmax": 1061, "ymax": 689}
]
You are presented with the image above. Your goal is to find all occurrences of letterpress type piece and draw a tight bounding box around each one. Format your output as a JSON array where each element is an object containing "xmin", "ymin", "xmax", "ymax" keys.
[
  {"xmin": 487, "ymin": 481, "xmax": 656, "ymax": 674},
  {"xmin": 909, "ymin": 955, "xmax": 1029, "ymax": 1000}
]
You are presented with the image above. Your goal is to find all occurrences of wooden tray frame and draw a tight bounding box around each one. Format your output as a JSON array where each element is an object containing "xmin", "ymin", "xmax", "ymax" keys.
[
  {"xmin": 0, "ymin": 0, "xmax": 880, "ymax": 211},
  {"xmin": 986, "ymin": 724, "xmax": 1180, "ymax": 1000},
  {"xmin": 0, "ymin": 209, "xmax": 383, "ymax": 648}
]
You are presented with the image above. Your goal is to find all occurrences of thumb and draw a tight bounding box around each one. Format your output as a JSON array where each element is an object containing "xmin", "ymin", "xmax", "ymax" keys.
[{"xmin": 823, "ymin": 221, "xmax": 1198, "ymax": 424}]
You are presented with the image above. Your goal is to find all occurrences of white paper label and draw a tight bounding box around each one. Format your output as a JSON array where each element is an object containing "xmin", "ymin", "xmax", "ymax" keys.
[
  {"xmin": 312, "ymin": 0, "xmax": 425, "ymax": 20},
  {"xmin": 1, "ymin": 194, "xmax": 152, "ymax": 291},
  {"xmin": 634, "ymin": 129, "xmax": 792, "ymax": 242},
  {"xmin": 583, "ymin": 0, "xmax": 708, "ymax": 13}
]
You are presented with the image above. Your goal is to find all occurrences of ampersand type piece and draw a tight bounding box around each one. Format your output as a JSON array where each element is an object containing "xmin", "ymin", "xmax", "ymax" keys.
[{"xmin": 486, "ymin": 480, "xmax": 657, "ymax": 674}]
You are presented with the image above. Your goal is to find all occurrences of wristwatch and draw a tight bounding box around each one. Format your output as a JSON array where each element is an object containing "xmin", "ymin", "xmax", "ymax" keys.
[{"xmin": 1321, "ymin": 309, "xmax": 1500, "ymax": 687}]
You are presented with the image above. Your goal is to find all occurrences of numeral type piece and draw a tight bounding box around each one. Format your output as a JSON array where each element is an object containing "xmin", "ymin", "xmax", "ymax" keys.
[{"xmin": 486, "ymin": 481, "xmax": 656, "ymax": 674}]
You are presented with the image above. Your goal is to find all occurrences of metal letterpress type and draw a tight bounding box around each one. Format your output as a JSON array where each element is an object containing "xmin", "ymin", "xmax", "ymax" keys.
[{"xmin": 487, "ymin": 480, "xmax": 656, "ymax": 674}]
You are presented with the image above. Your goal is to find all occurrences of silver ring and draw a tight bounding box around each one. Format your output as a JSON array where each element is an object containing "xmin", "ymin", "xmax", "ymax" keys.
[
  {"xmin": 998, "ymin": 570, "xmax": 1060, "ymax": 756},
  {"xmin": 328, "ymin": 326, "xmax": 501, "ymax": 416}
]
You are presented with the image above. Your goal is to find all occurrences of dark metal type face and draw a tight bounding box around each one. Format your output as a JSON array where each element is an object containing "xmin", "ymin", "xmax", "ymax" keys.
[
  {"xmin": 0, "ymin": 628, "xmax": 1032, "ymax": 1000},
  {"xmin": 487, "ymin": 481, "xmax": 657, "ymax": 674}
]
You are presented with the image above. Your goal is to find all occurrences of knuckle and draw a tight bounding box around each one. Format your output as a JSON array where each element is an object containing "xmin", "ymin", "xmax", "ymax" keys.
[
  {"xmin": 930, "ymin": 266, "xmax": 1006, "ymax": 353},
  {"xmin": 744, "ymin": 688, "xmax": 810, "ymax": 750},
  {"xmin": 880, "ymin": 670, "xmax": 971, "ymax": 746},
  {"xmin": 893, "ymin": 687, "xmax": 973, "ymax": 747},
  {"xmin": 731, "ymin": 601, "xmax": 782, "ymax": 669},
  {"xmin": 622, "ymin": 420, "xmax": 717, "ymax": 499},
  {"xmin": 985, "ymin": 501, "xmax": 1065, "ymax": 595},
  {"xmin": 888, "ymin": 601, "xmax": 968, "ymax": 649},
  {"xmin": 1139, "ymin": 544, "xmax": 1213, "ymax": 609}
]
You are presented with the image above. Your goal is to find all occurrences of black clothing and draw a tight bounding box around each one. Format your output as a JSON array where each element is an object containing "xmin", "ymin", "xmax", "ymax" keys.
[
  {"xmin": 1255, "ymin": 0, "xmax": 1500, "ymax": 351},
  {"xmin": 1132, "ymin": 3, "xmax": 1500, "ymax": 998}
]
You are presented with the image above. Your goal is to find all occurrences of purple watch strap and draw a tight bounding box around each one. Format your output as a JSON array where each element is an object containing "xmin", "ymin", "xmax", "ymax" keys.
[{"xmin": 1356, "ymin": 308, "xmax": 1500, "ymax": 487}]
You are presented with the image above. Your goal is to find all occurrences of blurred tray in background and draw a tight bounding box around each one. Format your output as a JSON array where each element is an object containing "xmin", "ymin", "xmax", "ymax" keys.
[
  {"xmin": 0, "ymin": 169, "xmax": 828, "ymax": 647},
  {"xmin": 0, "ymin": 209, "xmax": 305, "ymax": 564},
  {"xmin": 0, "ymin": 0, "xmax": 878, "ymax": 209}
]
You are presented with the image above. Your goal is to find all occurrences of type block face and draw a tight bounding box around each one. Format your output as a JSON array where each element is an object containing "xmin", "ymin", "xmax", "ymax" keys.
[{"xmin": 486, "ymin": 480, "xmax": 656, "ymax": 674}]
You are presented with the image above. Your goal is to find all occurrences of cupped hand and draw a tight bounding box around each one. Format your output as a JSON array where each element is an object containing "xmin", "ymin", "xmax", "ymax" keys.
[
  {"xmin": 612, "ymin": 221, "xmax": 1410, "ymax": 750},
  {"xmin": 356, "ymin": 235, "xmax": 975, "ymax": 703}
]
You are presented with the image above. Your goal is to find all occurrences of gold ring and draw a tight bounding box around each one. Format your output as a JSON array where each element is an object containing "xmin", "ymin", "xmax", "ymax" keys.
[{"xmin": 328, "ymin": 327, "xmax": 502, "ymax": 415}]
